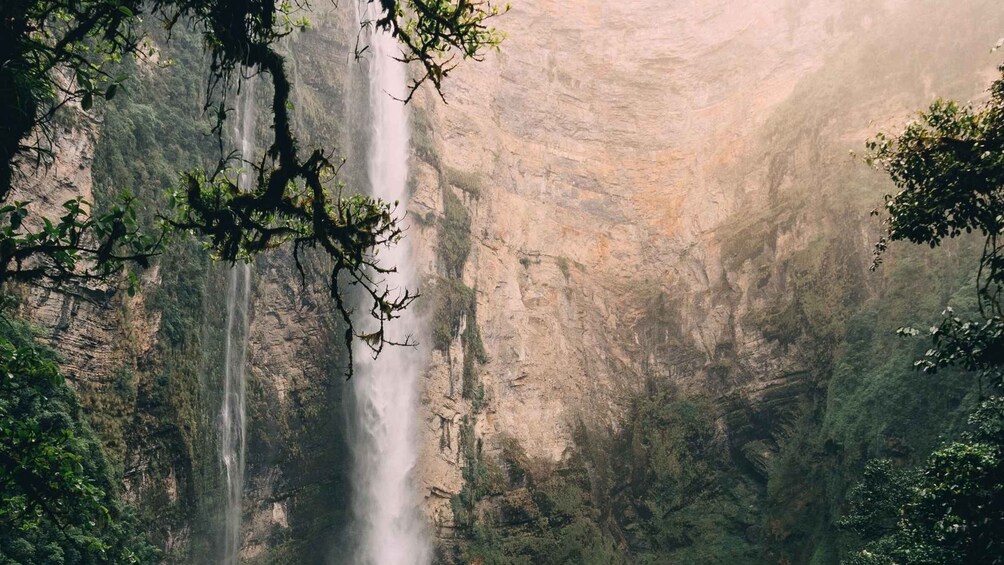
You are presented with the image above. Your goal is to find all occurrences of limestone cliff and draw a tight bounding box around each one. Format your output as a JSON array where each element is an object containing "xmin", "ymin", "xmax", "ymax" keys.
[
  {"xmin": 407, "ymin": 0, "xmax": 1004, "ymax": 553},
  {"xmin": 11, "ymin": 13, "xmax": 362, "ymax": 562},
  {"xmin": 12, "ymin": 0, "xmax": 1004, "ymax": 562}
]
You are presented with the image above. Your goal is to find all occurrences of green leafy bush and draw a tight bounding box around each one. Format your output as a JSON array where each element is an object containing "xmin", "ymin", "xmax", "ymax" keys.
[{"xmin": 0, "ymin": 318, "xmax": 157, "ymax": 564}]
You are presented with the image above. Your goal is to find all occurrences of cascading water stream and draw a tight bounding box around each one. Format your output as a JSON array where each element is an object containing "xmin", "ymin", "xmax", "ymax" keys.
[
  {"xmin": 220, "ymin": 79, "xmax": 255, "ymax": 565},
  {"xmin": 350, "ymin": 3, "xmax": 431, "ymax": 564}
]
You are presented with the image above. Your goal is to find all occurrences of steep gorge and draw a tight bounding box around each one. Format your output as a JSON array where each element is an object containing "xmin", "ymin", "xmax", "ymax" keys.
[
  {"xmin": 406, "ymin": 0, "xmax": 1004, "ymax": 562},
  {"xmin": 11, "ymin": 0, "xmax": 1004, "ymax": 563}
]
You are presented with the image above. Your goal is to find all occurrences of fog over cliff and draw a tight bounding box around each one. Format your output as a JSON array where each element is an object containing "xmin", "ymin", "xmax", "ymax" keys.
[{"xmin": 8, "ymin": 1, "xmax": 1004, "ymax": 564}]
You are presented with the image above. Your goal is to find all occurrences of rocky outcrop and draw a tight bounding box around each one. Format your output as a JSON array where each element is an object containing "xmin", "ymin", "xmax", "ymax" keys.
[{"xmin": 408, "ymin": 0, "xmax": 1004, "ymax": 544}]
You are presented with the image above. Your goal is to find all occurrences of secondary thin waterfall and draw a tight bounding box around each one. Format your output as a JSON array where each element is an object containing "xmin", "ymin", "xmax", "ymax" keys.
[
  {"xmin": 220, "ymin": 79, "xmax": 255, "ymax": 565},
  {"xmin": 351, "ymin": 4, "xmax": 431, "ymax": 564}
]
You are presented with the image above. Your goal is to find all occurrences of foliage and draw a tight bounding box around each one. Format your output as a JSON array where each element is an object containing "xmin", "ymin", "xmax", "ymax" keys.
[
  {"xmin": 0, "ymin": 196, "xmax": 159, "ymax": 293},
  {"xmin": 430, "ymin": 276, "xmax": 486, "ymax": 405},
  {"xmin": 1, "ymin": 0, "xmax": 506, "ymax": 375},
  {"xmin": 443, "ymin": 166, "xmax": 482, "ymax": 197},
  {"xmin": 91, "ymin": 27, "xmax": 217, "ymax": 224},
  {"xmin": 431, "ymin": 278, "xmax": 475, "ymax": 351},
  {"xmin": 451, "ymin": 417, "xmax": 504, "ymax": 529},
  {"xmin": 0, "ymin": 317, "xmax": 158, "ymax": 564},
  {"xmin": 622, "ymin": 395, "xmax": 720, "ymax": 540},
  {"xmin": 442, "ymin": 208, "xmax": 492, "ymax": 522},
  {"xmin": 868, "ymin": 68, "xmax": 1004, "ymax": 387},
  {"xmin": 839, "ymin": 460, "xmax": 917, "ymax": 554},
  {"xmin": 437, "ymin": 280, "xmax": 486, "ymax": 408},
  {"xmin": 556, "ymin": 257, "xmax": 570, "ymax": 280},
  {"xmin": 448, "ymin": 389, "xmax": 769, "ymax": 565},
  {"xmin": 822, "ymin": 262, "xmax": 979, "ymax": 470},
  {"xmin": 1, "ymin": 0, "xmax": 163, "ymax": 293},
  {"xmin": 840, "ymin": 399, "xmax": 1004, "ymax": 565},
  {"xmin": 369, "ymin": 0, "xmax": 509, "ymax": 102},
  {"xmin": 451, "ymin": 445, "xmax": 627, "ymax": 565},
  {"xmin": 439, "ymin": 187, "xmax": 472, "ymax": 278},
  {"xmin": 837, "ymin": 65, "xmax": 1004, "ymax": 565},
  {"xmin": 432, "ymin": 181, "xmax": 486, "ymax": 405},
  {"xmin": 615, "ymin": 392, "xmax": 768, "ymax": 563}
]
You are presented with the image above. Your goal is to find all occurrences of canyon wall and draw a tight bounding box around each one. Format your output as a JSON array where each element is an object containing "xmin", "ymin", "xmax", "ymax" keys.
[
  {"xmin": 13, "ymin": 12, "xmax": 365, "ymax": 562},
  {"xmin": 407, "ymin": 0, "xmax": 1004, "ymax": 560},
  {"xmin": 13, "ymin": 0, "xmax": 1004, "ymax": 563}
]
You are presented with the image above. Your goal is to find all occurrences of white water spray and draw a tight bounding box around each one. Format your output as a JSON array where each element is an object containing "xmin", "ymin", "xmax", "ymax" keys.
[
  {"xmin": 220, "ymin": 79, "xmax": 255, "ymax": 565},
  {"xmin": 351, "ymin": 3, "xmax": 431, "ymax": 564}
]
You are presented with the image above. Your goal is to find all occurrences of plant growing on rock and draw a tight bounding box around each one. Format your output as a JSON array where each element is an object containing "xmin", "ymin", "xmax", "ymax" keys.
[
  {"xmin": 1, "ymin": 0, "xmax": 506, "ymax": 367},
  {"xmin": 0, "ymin": 0, "xmax": 507, "ymax": 559}
]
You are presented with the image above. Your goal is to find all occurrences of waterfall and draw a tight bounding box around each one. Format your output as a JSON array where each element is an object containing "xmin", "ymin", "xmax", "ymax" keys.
[
  {"xmin": 220, "ymin": 79, "xmax": 255, "ymax": 565},
  {"xmin": 350, "ymin": 3, "xmax": 431, "ymax": 564}
]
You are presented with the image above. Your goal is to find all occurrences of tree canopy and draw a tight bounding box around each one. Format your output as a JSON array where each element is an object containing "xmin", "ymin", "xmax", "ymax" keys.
[
  {"xmin": 0, "ymin": 318, "xmax": 159, "ymax": 564},
  {"xmin": 868, "ymin": 71, "xmax": 1004, "ymax": 388},
  {"xmin": 841, "ymin": 64, "xmax": 1004, "ymax": 565}
]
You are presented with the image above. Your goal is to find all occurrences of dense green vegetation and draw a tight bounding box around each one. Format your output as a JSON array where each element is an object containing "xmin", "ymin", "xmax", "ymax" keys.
[
  {"xmin": 840, "ymin": 398, "xmax": 1004, "ymax": 565},
  {"xmin": 446, "ymin": 389, "xmax": 771, "ymax": 564},
  {"xmin": 831, "ymin": 63, "xmax": 1004, "ymax": 565},
  {"xmin": 439, "ymin": 189, "xmax": 473, "ymax": 279},
  {"xmin": 0, "ymin": 317, "xmax": 157, "ymax": 564}
]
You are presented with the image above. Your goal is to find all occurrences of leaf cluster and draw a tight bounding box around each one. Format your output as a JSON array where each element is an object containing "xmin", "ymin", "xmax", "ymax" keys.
[
  {"xmin": 870, "ymin": 66, "xmax": 1004, "ymax": 388},
  {"xmin": 0, "ymin": 319, "xmax": 158, "ymax": 564},
  {"xmin": 840, "ymin": 399, "xmax": 1004, "ymax": 565},
  {"xmin": 366, "ymin": 0, "xmax": 508, "ymax": 101},
  {"xmin": 1, "ymin": 0, "xmax": 139, "ymax": 185},
  {"xmin": 0, "ymin": 196, "xmax": 160, "ymax": 295}
]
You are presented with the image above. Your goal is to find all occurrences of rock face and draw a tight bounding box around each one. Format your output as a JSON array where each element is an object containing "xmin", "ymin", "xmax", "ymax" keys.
[
  {"xmin": 10, "ymin": 12, "xmax": 362, "ymax": 561},
  {"xmin": 407, "ymin": 0, "xmax": 1004, "ymax": 542},
  {"xmin": 409, "ymin": 0, "xmax": 848, "ymax": 530},
  {"xmin": 12, "ymin": 0, "xmax": 1004, "ymax": 561}
]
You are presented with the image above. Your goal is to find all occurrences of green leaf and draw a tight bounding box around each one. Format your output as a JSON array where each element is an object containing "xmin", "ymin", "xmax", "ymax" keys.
[{"xmin": 81, "ymin": 92, "xmax": 94, "ymax": 111}]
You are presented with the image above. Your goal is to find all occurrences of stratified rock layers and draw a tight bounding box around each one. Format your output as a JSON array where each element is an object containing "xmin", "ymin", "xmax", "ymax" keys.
[
  {"xmin": 408, "ymin": 0, "xmax": 1004, "ymax": 540},
  {"xmin": 14, "ymin": 0, "xmax": 1004, "ymax": 560}
]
